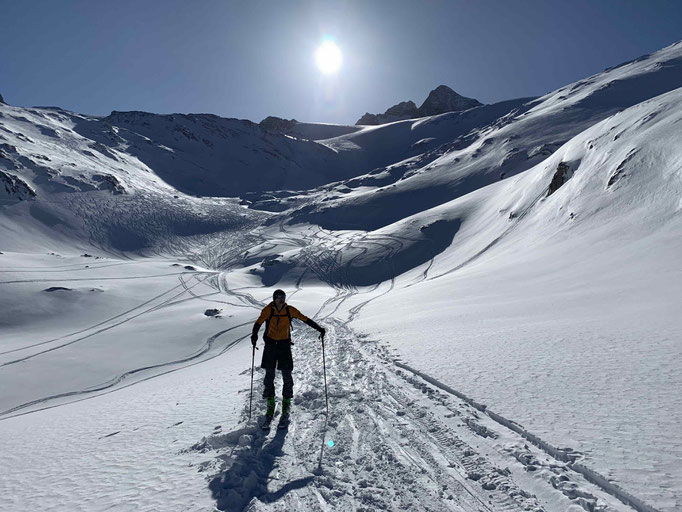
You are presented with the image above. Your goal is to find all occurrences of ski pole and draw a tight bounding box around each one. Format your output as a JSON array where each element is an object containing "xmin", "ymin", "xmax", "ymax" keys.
[
  {"xmin": 321, "ymin": 333, "xmax": 328, "ymax": 416},
  {"xmin": 249, "ymin": 344, "xmax": 256, "ymax": 420}
]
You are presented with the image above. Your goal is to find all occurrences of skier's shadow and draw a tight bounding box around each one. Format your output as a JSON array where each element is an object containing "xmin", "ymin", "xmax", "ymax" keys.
[{"xmin": 208, "ymin": 424, "xmax": 315, "ymax": 511}]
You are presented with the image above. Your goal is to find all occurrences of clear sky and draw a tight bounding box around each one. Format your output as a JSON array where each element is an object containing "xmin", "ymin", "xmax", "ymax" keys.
[{"xmin": 1, "ymin": 0, "xmax": 681, "ymax": 124}]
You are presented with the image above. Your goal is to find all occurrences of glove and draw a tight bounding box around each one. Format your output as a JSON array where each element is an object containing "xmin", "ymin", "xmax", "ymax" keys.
[
  {"xmin": 319, "ymin": 327, "xmax": 326, "ymax": 341},
  {"xmin": 251, "ymin": 334, "xmax": 258, "ymax": 347}
]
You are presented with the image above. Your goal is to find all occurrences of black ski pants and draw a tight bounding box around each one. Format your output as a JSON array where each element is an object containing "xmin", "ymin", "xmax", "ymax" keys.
[{"xmin": 263, "ymin": 367, "xmax": 293, "ymax": 398}]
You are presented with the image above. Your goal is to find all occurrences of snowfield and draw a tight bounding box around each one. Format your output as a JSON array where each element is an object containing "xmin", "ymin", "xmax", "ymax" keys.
[{"xmin": 1, "ymin": 41, "xmax": 682, "ymax": 512}]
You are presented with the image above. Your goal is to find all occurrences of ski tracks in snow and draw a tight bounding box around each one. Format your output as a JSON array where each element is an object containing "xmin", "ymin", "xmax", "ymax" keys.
[
  {"xmin": 0, "ymin": 271, "xmax": 251, "ymax": 418},
  {"xmin": 189, "ymin": 224, "xmax": 637, "ymax": 511},
  {"xmin": 191, "ymin": 316, "xmax": 631, "ymax": 512}
]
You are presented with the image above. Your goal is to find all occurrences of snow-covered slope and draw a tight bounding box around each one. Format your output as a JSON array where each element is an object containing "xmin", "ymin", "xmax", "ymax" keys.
[
  {"xmin": 347, "ymin": 84, "xmax": 682, "ymax": 506},
  {"xmin": 1, "ymin": 41, "xmax": 681, "ymax": 512},
  {"xmin": 0, "ymin": 105, "xmax": 360, "ymax": 202},
  {"xmin": 286, "ymin": 40, "xmax": 682, "ymax": 230}
]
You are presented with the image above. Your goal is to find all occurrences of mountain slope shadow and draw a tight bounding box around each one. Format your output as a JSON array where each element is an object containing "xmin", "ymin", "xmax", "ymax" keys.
[
  {"xmin": 324, "ymin": 218, "xmax": 462, "ymax": 287},
  {"xmin": 207, "ymin": 426, "xmax": 314, "ymax": 511}
]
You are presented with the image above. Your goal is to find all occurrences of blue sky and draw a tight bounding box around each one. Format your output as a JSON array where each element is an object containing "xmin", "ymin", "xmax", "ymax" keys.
[{"xmin": 1, "ymin": 0, "xmax": 681, "ymax": 124}]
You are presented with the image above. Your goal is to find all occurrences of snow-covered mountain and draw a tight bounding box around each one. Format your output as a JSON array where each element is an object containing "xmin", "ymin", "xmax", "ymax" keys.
[
  {"xmin": 287, "ymin": 40, "xmax": 682, "ymax": 231},
  {"xmin": 0, "ymin": 107, "xmax": 362, "ymax": 200},
  {"xmin": 1, "ymin": 41, "xmax": 681, "ymax": 512}
]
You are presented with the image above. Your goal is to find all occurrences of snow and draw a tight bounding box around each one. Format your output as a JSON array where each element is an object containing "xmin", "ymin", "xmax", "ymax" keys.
[
  {"xmin": 2, "ymin": 40, "xmax": 682, "ymax": 512},
  {"xmin": 348, "ymin": 86, "xmax": 682, "ymax": 509},
  {"xmin": 1, "ymin": 342, "xmax": 247, "ymax": 512}
]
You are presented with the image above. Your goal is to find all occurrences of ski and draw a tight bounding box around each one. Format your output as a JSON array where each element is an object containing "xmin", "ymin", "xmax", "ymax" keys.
[
  {"xmin": 261, "ymin": 415, "xmax": 274, "ymax": 430},
  {"xmin": 261, "ymin": 406, "xmax": 277, "ymax": 430},
  {"xmin": 277, "ymin": 415, "xmax": 290, "ymax": 429}
]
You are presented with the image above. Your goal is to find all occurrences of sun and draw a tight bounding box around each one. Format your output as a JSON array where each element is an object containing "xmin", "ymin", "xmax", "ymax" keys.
[{"xmin": 315, "ymin": 40, "xmax": 342, "ymax": 74}]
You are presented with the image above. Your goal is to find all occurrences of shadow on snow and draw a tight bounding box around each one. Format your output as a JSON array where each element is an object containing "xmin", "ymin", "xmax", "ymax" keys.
[{"xmin": 207, "ymin": 425, "xmax": 314, "ymax": 511}]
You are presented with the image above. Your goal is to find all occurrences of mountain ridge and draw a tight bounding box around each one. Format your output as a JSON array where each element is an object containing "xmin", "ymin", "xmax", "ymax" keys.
[{"xmin": 356, "ymin": 84, "xmax": 483, "ymax": 125}]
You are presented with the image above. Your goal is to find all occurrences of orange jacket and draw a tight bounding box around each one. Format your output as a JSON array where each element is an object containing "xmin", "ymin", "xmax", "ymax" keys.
[{"xmin": 255, "ymin": 302, "xmax": 309, "ymax": 341}]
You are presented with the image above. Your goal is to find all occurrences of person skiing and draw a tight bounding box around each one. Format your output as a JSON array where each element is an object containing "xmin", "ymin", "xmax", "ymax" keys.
[{"xmin": 251, "ymin": 289, "xmax": 326, "ymax": 426}]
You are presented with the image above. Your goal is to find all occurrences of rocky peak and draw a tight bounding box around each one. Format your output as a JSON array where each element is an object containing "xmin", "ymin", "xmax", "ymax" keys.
[
  {"xmin": 355, "ymin": 112, "xmax": 380, "ymax": 125},
  {"xmin": 385, "ymin": 100, "xmax": 419, "ymax": 117},
  {"xmin": 259, "ymin": 116, "xmax": 298, "ymax": 134},
  {"xmin": 356, "ymin": 86, "xmax": 481, "ymax": 125},
  {"xmin": 417, "ymin": 85, "xmax": 482, "ymax": 116},
  {"xmin": 0, "ymin": 93, "xmax": 5, "ymax": 105},
  {"xmin": 356, "ymin": 100, "xmax": 419, "ymax": 125}
]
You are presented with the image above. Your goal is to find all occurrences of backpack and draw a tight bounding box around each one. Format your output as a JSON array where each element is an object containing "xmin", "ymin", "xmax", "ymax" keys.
[{"xmin": 264, "ymin": 305, "xmax": 294, "ymax": 342}]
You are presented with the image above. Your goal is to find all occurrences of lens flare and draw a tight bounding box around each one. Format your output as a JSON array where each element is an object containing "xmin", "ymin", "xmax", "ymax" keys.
[
  {"xmin": 328, "ymin": 440, "xmax": 335, "ymax": 447},
  {"xmin": 315, "ymin": 41, "xmax": 342, "ymax": 74}
]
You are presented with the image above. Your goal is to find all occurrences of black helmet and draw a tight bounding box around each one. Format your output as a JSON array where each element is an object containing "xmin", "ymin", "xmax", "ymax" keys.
[{"xmin": 273, "ymin": 289, "xmax": 286, "ymax": 300}]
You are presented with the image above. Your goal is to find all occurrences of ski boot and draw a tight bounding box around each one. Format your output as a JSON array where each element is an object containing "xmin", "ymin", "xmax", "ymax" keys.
[
  {"xmin": 278, "ymin": 397, "xmax": 292, "ymax": 429},
  {"xmin": 261, "ymin": 397, "xmax": 276, "ymax": 430}
]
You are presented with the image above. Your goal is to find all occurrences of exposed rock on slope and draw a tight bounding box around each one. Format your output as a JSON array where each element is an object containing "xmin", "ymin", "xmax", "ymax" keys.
[
  {"xmin": 1, "ymin": 170, "xmax": 36, "ymax": 200},
  {"xmin": 92, "ymin": 174, "xmax": 125, "ymax": 194},
  {"xmin": 547, "ymin": 162, "xmax": 573, "ymax": 196}
]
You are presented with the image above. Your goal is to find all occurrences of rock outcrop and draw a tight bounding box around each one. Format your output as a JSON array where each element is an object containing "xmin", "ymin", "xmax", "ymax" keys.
[
  {"xmin": 547, "ymin": 162, "xmax": 573, "ymax": 196},
  {"xmin": 92, "ymin": 174, "xmax": 125, "ymax": 194},
  {"xmin": 417, "ymin": 85, "xmax": 482, "ymax": 117},
  {"xmin": 0, "ymin": 93, "xmax": 5, "ymax": 104},
  {"xmin": 1, "ymin": 170, "xmax": 37, "ymax": 200},
  {"xmin": 259, "ymin": 116, "xmax": 298, "ymax": 134},
  {"xmin": 356, "ymin": 101, "xmax": 419, "ymax": 125},
  {"xmin": 356, "ymin": 86, "xmax": 482, "ymax": 125}
]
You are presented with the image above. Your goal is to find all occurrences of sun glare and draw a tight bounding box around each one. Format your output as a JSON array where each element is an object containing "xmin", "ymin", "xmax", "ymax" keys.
[{"xmin": 315, "ymin": 40, "xmax": 342, "ymax": 74}]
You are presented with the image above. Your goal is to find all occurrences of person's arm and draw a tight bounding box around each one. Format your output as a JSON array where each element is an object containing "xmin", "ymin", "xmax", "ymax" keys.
[
  {"xmin": 251, "ymin": 307, "xmax": 271, "ymax": 346},
  {"xmin": 291, "ymin": 307, "xmax": 326, "ymax": 339},
  {"xmin": 251, "ymin": 321, "xmax": 261, "ymax": 346},
  {"xmin": 311, "ymin": 320, "xmax": 326, "ymax": 341}
]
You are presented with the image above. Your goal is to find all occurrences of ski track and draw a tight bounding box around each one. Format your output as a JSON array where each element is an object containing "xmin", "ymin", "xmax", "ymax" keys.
[
  {"xmin": 0, "ymin": 273, "xmax": 206, "ymax": 356},
  {"xmin": 1, "ymin": 220, "xmax": 661, "ymax": 510},
  {"xmin": 0, "ymin": 270, "xmax": 214, "ymax": 285},
  {"xmin": 192, "ymin": 317, "xmax": 636, "ymax": 512},
  {"xmin": 0, "ymin": 274, "xmax": 212, "ymax": 366},
  {"xmin": 186, "ymin": 224, "xmax": 653, "ymax": 512},
  {"xmin": 0, "ymin": 269, "xmax": 260, "ymax": 419},
  {"xmin": 0, "ymin": 321, "xmax": 251, "ymax": 419},
  {"xmin": 0, "ymin": 260, "xmax": 140, "ymax": 273}
]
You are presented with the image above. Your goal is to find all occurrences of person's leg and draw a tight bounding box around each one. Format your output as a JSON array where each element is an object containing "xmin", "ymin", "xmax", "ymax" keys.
[
  {"xmin": 281, "ymin": 368, "xmax": 294, "ymax": 398},
  {"xmin": 263, "ymin": 367, "xmax": 276, "ymax": 398},
  {"xmin": 263, "ymin": 367, "xmax": 276, "ymax": 417},
  {"xmin": 281, "ymin": 368, "xmax": 293, "ymax": 416}
]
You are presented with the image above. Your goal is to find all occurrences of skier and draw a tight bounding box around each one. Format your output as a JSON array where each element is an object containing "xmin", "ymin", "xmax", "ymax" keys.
[{"xmin": 251, "ymin": 289, "xmax": 326, "ymax": 428}]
